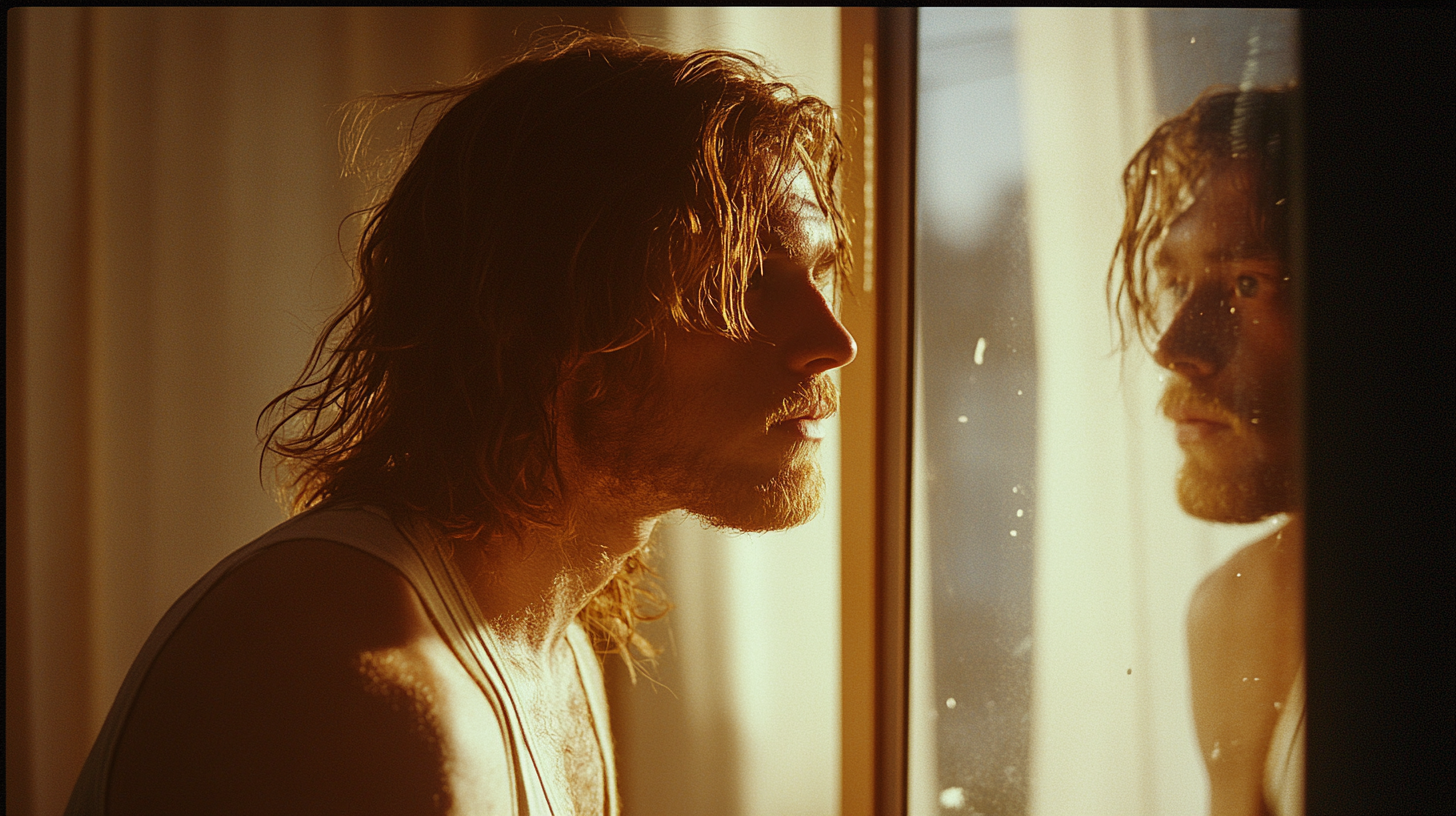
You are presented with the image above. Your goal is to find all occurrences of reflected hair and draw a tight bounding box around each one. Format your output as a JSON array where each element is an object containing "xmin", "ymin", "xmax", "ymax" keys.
[
  {"xmin": 1109, "ymin": 84, "xmax": 1295, "ymax": 350},
  {"xmin": 260, "ymin": 31, "xmax": 848, "ymax": 666}
]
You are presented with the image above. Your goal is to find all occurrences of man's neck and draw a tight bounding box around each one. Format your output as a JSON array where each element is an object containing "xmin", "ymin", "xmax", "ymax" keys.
[{"xmin": 451, "ymin": 502, "xmax": 658, "ymax": 656}]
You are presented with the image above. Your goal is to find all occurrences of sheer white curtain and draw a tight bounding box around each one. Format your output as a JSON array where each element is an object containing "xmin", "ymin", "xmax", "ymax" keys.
[{"xmin": 1015, "ymin": 9, "xmax": 1273, "ymax": 815}]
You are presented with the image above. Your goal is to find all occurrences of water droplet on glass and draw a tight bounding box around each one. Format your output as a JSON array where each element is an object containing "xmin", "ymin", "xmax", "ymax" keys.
[
  {"xmin": 1016, "ymin": 509, "xmax": 1023, "ymax": 517},
  {"xmin": 1016, "ymin": 389, "xmax": 1023, "ymax": 396},
  {"xmin": 1243, "ymin": 677, "xmax": 1249, "ymax": 682},
  {"xmin": 1236, "ymin": 572, "xmax": 1242, "ymax": 577},
  {"xmin": 958, "ymin": 415, "xmax": 968, "ymax": 424},
  {"xmin": 939, "ymin": 787, "xmax": 967, "ymax": 810},
  {"xmin": 1190, "ymin": 36, "xmax": 1197, "ymax": 44},
  {"xmin": 1211, "ymin": 741, "xmax": 1221, "ymax": 760},
  {"xmin": 1251, "ymin": 418, "xmax": 1259, "ymax": 424},
  {"xmin": 974, "ymin": 336, "xmax": 986, "ymax": 365},
  {"xmin": 946, "ymin": 697, "xmax": 957, "ymax": 709},
  {"xmin": 1009, "ymin": 530, "xmax": 1017, "ymax": 537},
  {"xmin": 1012, "ymin": 485, "xmax": 1019, "ymax": 494}
]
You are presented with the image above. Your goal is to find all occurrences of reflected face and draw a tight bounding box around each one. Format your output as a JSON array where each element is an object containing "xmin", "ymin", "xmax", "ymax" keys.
[
  {"xmin": 570, "ymin": 170, "xmax": 857, "ymax": 531},
  {"xmin": 1153, "ymin": 169, "xmax": 1299, "ymax": 523}
]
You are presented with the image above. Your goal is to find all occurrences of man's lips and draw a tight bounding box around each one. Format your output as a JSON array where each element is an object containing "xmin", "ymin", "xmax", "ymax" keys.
[
  {"xmin": 766, "ymin": 376, "xmax": 838, "ymax": 438},
  {"xmin": 1164, "ymin": 405, "xmax": 1234, "ymax": 444},
  {"xmin": 771, "ymin": 406, "xmax": 831, "ymax": 440},
  {"xmin": 1172, "ymin": 418, "xmax": 1228, "ymax": 444}
]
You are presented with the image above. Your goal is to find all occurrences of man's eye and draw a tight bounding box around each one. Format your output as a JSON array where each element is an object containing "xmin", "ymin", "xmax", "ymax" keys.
[{"xmin": 1236, "ymin": 275, "xmax": 1259, "ymax": 298}]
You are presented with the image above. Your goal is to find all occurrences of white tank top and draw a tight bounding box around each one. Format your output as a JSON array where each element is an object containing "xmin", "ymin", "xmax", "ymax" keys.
[
  {"xmin": 1263, "ymin": 661, "xmax": 1306, "ymax": 816},
  {"xmin": 64, "ymin": 505, "xmax": 619, "ymax": 816}
]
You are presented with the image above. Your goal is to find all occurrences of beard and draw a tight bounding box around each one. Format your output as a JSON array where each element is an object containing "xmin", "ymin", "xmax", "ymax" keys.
[
  {"xmin": 567, "ymin": 366, "xmax": 835, "ymax": 533},
  {"xmin": 1161, "ymin": 380, "xmax": 1298, "ymax": 523},
  {"xmin": 684, "ymin": 444, "xmax": 826, "ymax": 532},
  {"xmin": 1174, "ymin": 454, "xmax": 1297, "ymax": 524}
]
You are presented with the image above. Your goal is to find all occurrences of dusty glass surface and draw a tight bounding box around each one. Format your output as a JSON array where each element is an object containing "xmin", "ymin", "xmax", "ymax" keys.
[
  {"xmin": 910, "ymin": 9, "xmax": 1299, "ymax": 815},
  {"xmin": 911, "ymin": 9, "xmax": 1035, "ymax": 816}
]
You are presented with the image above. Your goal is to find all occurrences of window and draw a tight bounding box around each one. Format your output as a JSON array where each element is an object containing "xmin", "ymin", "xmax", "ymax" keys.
[{"xmin": 904, "ymin": 9, "xmax": 1300, "ymax": 815}]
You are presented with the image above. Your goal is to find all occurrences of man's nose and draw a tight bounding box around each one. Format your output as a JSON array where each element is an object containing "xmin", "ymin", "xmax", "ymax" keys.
[
  {"xmin": 786, "ymin": 290, "xmax": 857, "ymax": 375},
  {"xmin": 1153, "ymin": 285, "xmax": 1235, "ymax": 378}
]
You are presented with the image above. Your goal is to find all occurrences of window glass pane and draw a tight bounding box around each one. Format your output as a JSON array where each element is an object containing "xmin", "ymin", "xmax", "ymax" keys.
[
  {"xmin": 910, "ymin": 9, "xmax": 1300, "ymax": 816},
  {"xmin": 911, "ymin": 8, "xmax": 1035, "ymax": 816}
]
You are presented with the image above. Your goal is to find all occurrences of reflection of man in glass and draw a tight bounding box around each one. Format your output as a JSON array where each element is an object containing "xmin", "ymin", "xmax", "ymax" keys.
[{"xmin": 1111, "ymin": 86, "xmax": 1302, "ymax": 816}]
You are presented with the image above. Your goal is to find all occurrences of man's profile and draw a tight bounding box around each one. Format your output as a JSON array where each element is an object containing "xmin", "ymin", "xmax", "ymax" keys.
[
  {"xmin": 1111, "ymin": 86, "xmax": 1302, "ymax": 816},
  {"xmin": 66, "ymin": 33, "xmax": 855, "ymax": 815}
]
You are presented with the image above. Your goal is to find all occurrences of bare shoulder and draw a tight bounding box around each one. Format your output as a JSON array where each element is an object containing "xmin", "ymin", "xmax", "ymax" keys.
[
  {"xmin": 1186, "ymin": 522, "xmax": 1304, "ymax": 815},
  {"xmin": 108, "ymin": 538, "xmax": 513, "ymax": 815},
  {"xmin": 1188, "ymin": 522, "xmax": 1303, "ymax": 645}
]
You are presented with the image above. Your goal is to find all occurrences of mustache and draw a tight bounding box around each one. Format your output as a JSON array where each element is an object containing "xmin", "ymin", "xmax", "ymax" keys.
[
  {"xmin": 766, "ymin": 375, "xmax": 839, "ymax": 427},
  {"xmin": 1158, "ymin": 378, "xmax": 1241, "ymax": 426}
]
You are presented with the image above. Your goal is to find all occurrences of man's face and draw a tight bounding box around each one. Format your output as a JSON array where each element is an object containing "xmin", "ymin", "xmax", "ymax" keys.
[
  {"xmin": 1153, "ymin": 169, "xmax": 1299, "ymax": 523},
  {"xmin": 569, "ymin": 170, "xmax": 857, "ymax": 531}
]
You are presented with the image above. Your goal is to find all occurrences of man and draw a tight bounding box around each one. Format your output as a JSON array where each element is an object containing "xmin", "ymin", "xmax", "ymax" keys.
[
  {"xmin": 67, "ymin": 34, "xmax": 854, "ymax": 815},
  {"xmin": 1110, "ymin": 86, "xmax": 1302, "ymax": 816}
]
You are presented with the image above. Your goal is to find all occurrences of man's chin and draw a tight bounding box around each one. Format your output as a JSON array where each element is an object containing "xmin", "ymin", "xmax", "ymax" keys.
[
  {"xmin": 690, "ymin": 462, "xmax": 825, "ymax": 533},
  {"xmin": 1175, "ymin": 461, "xmax": 1296, "ymax": 524}
]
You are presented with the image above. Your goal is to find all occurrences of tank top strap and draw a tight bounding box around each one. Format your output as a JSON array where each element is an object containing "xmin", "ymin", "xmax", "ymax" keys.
[
  {"xmin": 1263, "ymin": 661, "xmax": 1306, "ymax": 816},
  {"xmin": 297, "ymin": 506, "xmax": 554, "ymax": 815}
]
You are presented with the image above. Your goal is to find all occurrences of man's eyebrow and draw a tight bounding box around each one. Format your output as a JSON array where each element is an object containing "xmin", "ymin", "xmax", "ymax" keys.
[
  {"xmin": 1207, "ymin": 244, "xmax": 1281, "ymax": 263},
  {"xmin": 780, "ymin": 189, "xmax": 825, "ymax": 215},
  {"xmin": 765, "ymin": 234, "xmax": 836, "ymax": 269},
  {"xmin": 1153, "ymin": 242, "xmax": 1278, "ymax": 270}
]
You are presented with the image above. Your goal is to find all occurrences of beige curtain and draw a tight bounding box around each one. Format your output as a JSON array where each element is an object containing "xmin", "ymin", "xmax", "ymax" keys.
[
  {"xmin": 6, "ymin": 9, "xmax": 621, "ymax": 814},
  {"xmin": 7, "ymin": 9, "xmax": 846, "ymax": 816}
]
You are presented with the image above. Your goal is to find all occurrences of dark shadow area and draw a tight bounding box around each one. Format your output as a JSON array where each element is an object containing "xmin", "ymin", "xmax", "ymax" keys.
[{"xmin": 1301, "ymin": 10, "xmax": 1455, "ymax": 814}]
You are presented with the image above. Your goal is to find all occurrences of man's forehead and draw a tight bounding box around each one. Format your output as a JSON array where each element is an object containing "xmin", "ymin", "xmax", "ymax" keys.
[{"xmin": 1156, "ymin": 175, "xmax": 1274, "ymax": 269}]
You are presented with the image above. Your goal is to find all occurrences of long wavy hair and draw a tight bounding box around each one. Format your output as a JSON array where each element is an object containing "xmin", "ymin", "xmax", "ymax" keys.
[
  {"xmin": 260, "ymin": 32, "xmax": 848, "ymax": 666},
  {"xmin": 1109, "ymin": 84, "xmax": 1296, "ymax": 350}
]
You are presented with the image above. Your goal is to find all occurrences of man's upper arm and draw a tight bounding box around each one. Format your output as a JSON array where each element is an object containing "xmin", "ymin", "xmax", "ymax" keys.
[{"xmin": 106, "ymin": 539, "xmax": 508, "ymax": 815}]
